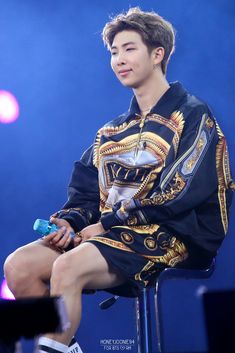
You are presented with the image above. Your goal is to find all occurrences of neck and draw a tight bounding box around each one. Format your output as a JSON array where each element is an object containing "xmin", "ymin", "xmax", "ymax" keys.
[{"xmin": 133, "ymin": 71, "xmax": 170, "ymax": 114}]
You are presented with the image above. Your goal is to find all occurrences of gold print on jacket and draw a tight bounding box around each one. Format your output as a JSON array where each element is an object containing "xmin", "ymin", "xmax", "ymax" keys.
[
  {"xmin": 98, "ymin": 132, "xmax": 170, "ymax": 163},
  {"xmin": 215, "ymin": 120, "xmax": 234, "ymax": 234},
  {"xmin": 205, "ymin": 117, "xmax": 214, "ymax": 129},
  {"xmin": 93, "ymin": 111, "xmax": 185, "ymax": 168},
  {"xmin": 148, "ymin": 111, "xmax": 185, "ymax": 156},
  {"xmin": 93, "ymin": 119, "xmax": 139, "ymax": 168},
  {"xmin": 186, "ymin": 137, "xmax": 204, "ymax": 170},
  {"xmin": 93, "ymin": 112, "xmax": 185, "ymax": 211},
  {"xmin": 182, "ymin": 131, "xmax": 207, "ymax": 175},
  {"xmin": 140, "ymin": 172, "xmax": 186, "ymax": 206},
  {"xmin": 104, "ymin": 160, "xmax": 152, "ymax": 186}
]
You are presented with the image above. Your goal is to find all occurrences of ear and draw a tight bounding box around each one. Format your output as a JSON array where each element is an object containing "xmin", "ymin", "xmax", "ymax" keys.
[{"xmin": 152, "ymin": 47, "xmax": 165, "ymax": 65}]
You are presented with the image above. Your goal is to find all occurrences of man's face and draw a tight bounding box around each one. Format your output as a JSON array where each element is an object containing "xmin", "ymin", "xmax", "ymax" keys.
[{"xmin": 110, "ymin": 30, "xmax": 156, "ymax": 89}]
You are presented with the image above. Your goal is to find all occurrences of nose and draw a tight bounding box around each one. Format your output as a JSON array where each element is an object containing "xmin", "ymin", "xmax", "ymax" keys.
[
  {"xmin": 113, "ymin": 52, "xmax": 127, "ymax": 67},
  {"xmin": 117, "ymin": 55, "xmax": 126, "ymax": 66}
]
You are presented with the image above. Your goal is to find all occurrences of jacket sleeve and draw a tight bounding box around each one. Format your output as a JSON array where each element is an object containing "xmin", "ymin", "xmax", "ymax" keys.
[
  {"xmin": 100, "ymin": 110, "xmax": 234, "ymax": 232},
  {"xmin": 52, "ymin": 144, "xmax": 101, "ymax": 232}
]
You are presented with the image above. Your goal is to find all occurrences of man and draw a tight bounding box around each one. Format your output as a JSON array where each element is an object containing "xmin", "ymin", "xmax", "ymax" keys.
[{"xmin": 4, "ymin": 7, "xmax": 234, "ymax": 353}]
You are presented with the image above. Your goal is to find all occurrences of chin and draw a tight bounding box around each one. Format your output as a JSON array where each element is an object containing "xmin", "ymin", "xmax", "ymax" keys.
[{"xmin": 120, "ymin": 79, "xmax": 139, "ymax": 89}]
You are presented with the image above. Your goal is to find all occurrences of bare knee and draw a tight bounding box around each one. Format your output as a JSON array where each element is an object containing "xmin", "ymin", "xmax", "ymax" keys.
[
  {"xmin": 3, "ymin": 241, "xmax": 58, "ymax": 297},
  {"xmin": 50, "ymin": 243, "xmax": 124, "ymax": 295},
  {"xmin": 4, "ymin": 248, "xmax": 32, "ymax": 295},
  {"xmin": 50, "ymin": 253, "xmax": 83, "ymax": 295}
]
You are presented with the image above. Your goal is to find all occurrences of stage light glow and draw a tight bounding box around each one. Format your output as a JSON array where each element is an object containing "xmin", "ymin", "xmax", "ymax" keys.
[
  {"xmin": 0, "ymin": 279, "xmax": 15, "ymax": 300},
  {"xmin": 0, "ymin": 90, "xmax": 20, "ymax": 124}
]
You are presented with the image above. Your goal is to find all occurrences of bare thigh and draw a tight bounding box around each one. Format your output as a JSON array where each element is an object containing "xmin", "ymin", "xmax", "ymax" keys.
[
  {"xmin": 51, "ymin": 241, "xmax": 126, "ymax": 292},
  {"xmin": 4, "ymin": 239, "xmax": 61, "ymax": 289}
]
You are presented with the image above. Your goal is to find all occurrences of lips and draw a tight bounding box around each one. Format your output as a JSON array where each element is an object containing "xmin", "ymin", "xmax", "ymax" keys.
[{"xmin": 118, "ymin": 69, "xmax": 132, "ymax": 76}]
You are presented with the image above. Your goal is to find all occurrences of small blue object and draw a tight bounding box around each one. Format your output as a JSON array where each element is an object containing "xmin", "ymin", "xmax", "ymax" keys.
[
  {"xmin": 33, "ymin": 219, "xmax": 75, "ymax": 238},
  {"xmin": 33, "ymin": 219, "xmax": 75, "ymax": 251},
  {"xmin": 33, "ymin": 219, "xmax": 58, "ymax": 236}
]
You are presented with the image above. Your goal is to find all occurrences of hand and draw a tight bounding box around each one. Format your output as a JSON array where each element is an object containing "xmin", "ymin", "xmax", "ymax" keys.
[
  {"xmin": 80, "ymin": 222, "xmax": 107, "ymax": 243},
  {"xmin": 42, "ymin": 217, "xmax": 75, "ymax": 250}
]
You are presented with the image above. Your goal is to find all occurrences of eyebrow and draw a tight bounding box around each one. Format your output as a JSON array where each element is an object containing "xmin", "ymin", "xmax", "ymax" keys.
[{"xmin": 111, "ymin": 41, "xmax": 136, "ymax": 50}]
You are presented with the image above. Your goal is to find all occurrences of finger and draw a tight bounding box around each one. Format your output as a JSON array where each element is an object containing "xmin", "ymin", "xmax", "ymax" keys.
[
  {"xmin": 42, "ymin": 231, "xmax": 58, "ymax": 242},
  {"xmin": 50, "ymin": 226, "xmax": 67, "ymax": 245},
  {"xmin": 57, "ymin": 231, "xmax": 71, "ymax": 248},
  {"xmin": 62, "ymin": 234, "xmax": 74, "ymax": 249},
  {"xmin": 55, "ymin": 225, "xmax": 74, "ymax": 248}
]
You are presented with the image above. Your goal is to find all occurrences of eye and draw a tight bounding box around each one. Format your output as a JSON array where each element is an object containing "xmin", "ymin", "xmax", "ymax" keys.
[
  {"xmin": 111, "ymin": 51, "xmax": 117, "ymax": 56},
  {"xmin": 126, "ymin": 47, "xmax": 135, "ymax": 51}
]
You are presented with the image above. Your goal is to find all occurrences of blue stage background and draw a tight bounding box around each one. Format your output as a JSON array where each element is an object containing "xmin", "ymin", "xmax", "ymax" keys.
[{"xmin": 0, "ymin": 0, "xmax": 234, "ymax": 352}]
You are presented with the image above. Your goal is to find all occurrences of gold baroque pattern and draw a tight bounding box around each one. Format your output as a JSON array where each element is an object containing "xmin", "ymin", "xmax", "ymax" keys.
[
  {"xmin": 93, "ymin": 119, "xmax": 141, "ymax": 167},
  {"xmin": 140, "ymin": 131, "xmax": 170, "ymax": 160},
  {"xmin": 94, "ymin": 111, "xmax": 186, "ymax": 210},
  {"xmin": 113, "ymin": 224, "xmax": 160, "ymax": 234},
  {"xmin": 87, "ymin": 237, "xmax": 134, "ymax": 252},
  {"xmin": 157, "ymin": 232, "xmax": 176, "ymax": 250},
  {"xmin": 126, "ymin": 214, "xmax": 138, "ymax": 226},
  {"xmin": 215, "ymin": 130, "xmax": 229, "ymax": 234},
  {"xmin": 148, "ymin": 111, "xmax": 184, "ymax": 136},
  {"xmin": 93, "ymin": 112, "xmax": 182, "ymax": 168},
  {"xmin": 97, "ymin": 133, "xmax": 171, "ymax": 208},
  {"xmin": 148, "ymin": 111, "xmax": 185, "ymax": 156},
  {"xmin": 214, "ymin": 121, "xmax": 233, "ymax": 190},
  {"xmin": 144, "ymin": 237, "xmax": 158, "ymax": 251},
  {"xmin": 205, "ymin": 117, "xmax": 214, "ymax": 129},
  {"xmin": 98, "ymin": 132, "xmax": 170, "ymax": 162},
  {"xmin": 143, "ymin": 239, "xmax": 188, "ymax": 266},
  {"xmin": 99, "ymin": 119, "xmax": 140, "ymax": 137},
  {"xmin": 88, "ymin": 235, "xmax": 188, "ymax": 287},
  {"xmin": 214, "ymin": 119, "xmax": 235, "ymax": 233},
  {"xmin": 121, "ymin": 232, "xmax": 134, "ymax": 244},
  {"xmin": 140, "ymin": 172, "xmax": 186, "ymax": 206},
  {"xmin": 183, "ymin": 134, "xmax": 206, "ymax": 173},
  {"xmin": 51, "ymin": 207, "xmax": 83, "ymax": 218},
  {"xmin": 134, "ymin": 239, "xmax": 188, "ymax": 285},
  {"xmin": 134, "ymin": 261, "xmax": 155, "ymax": 286}
]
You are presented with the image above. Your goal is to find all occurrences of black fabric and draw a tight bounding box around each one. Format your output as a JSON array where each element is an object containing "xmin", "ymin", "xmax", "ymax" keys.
[
  {"xmin": 54, "ymin": 81, "xmax": 233, "ymax": 290},
  {"xmin": 87, "ymin": 225, "xmax": 189, "ymax": 297},
  {"xmin": 38, "ymin": 345, "xmax": 62, "ymax": 353}
]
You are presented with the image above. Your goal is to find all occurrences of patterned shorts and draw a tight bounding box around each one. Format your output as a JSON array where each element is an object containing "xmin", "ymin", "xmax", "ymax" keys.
[{"xmin": 86, "ymin": 224, "xmax": 188, "ymax": 297}]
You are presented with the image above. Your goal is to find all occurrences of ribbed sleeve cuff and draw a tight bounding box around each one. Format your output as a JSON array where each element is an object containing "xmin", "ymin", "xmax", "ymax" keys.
[{"xmin": 58, "ymin": 211, "xmax": 88, "ymax": 233}]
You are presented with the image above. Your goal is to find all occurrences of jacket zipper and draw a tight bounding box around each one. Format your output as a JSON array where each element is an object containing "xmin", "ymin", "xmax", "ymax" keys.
[{"xmin": 134, "ymin": 114, "xmax": 147, "ymax": 159}]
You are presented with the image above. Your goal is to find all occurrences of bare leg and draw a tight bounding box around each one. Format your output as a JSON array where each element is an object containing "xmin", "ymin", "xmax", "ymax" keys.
[
  {"xmin": 4, "ymin": 239, "xmax": 61, "ymax": 298},
  {"xmin": 47, "ymin": 242, "xmax": 126, "ymax": 345}
]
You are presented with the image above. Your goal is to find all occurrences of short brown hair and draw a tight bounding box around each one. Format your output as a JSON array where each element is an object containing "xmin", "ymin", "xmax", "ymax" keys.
[{"xmin": 102, "ymin": 7, "xmax": 175, "ymax": 75}]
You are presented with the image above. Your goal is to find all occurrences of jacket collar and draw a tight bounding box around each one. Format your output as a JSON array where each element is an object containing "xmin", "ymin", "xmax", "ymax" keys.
[{"xmin": 121, "ymin": 81, "xmax": 188, "ymax": 123}]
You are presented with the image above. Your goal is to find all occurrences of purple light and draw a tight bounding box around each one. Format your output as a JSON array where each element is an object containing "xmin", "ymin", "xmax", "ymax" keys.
[
  {"xmin": 0, "ymin": 279, "xmax": 15, "ymax": 300},
  {"xmin": 0, "ymin": 90, "xmax": 19, "ymax": 124}
]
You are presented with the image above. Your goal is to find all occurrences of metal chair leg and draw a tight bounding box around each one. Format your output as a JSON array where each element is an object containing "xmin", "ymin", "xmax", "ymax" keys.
[
  {"xmin": 154, "ymin": 259, "xmax": 216, "ymax": 353},
  {"xmin": 136, "ymin": 287, "xmax": 152, "ymax": 353},
  {"xmin": 154, "ymin": 281, "xmax": 164, "ymax": 353}
]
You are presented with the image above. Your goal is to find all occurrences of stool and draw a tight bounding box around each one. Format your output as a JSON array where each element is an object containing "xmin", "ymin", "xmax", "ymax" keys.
[{"xmin": 135, "ymin": 259, "xmax": 215, "ymax": 353}]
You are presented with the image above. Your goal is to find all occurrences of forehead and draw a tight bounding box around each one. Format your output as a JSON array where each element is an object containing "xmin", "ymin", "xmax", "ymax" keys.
[{"xmin": 111, "ymin": 30, "xmax": 144, "ymax": 48}]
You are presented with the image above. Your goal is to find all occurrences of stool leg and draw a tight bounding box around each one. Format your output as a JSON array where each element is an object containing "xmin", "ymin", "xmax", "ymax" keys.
[
  {"xmin": 154, "ymin": 282, "xmax": 164, "ymax": 353},
  {"xmin": 135, "ymin": 288, "xmax": 152, "ymax": 353}
]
